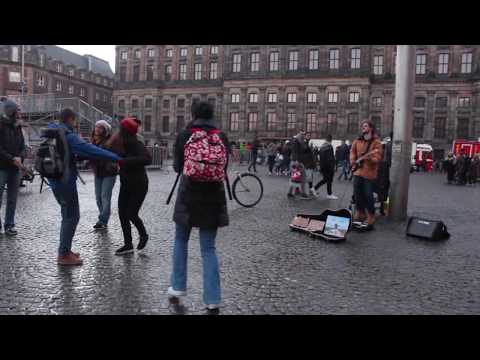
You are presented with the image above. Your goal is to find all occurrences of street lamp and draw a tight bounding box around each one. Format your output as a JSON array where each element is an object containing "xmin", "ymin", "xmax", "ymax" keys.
[{"xmin": 389, "ymin": 45, "xmax": 416, "ymax": 222}]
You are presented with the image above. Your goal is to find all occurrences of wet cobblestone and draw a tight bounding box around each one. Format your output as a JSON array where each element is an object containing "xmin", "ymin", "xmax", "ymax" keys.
[{"xmin": 0, "ymin": 165, "xmax": 479, "ymax": 314}]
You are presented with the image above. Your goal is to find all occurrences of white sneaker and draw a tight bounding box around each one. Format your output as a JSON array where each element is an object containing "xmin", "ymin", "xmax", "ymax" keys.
[
  {"xmin": 168, "ymin": 286, "xmax": 187, "ymax": 298},
  {"xmin": 310, "ymin": 188, "xmax": 318, "ymax": 197},
  {"xmin": 326, "ymin": 194, "xmax": 338, "ymax": 200}
]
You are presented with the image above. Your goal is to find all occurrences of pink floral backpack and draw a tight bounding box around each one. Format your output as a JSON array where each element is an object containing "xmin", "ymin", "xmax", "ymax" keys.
[{"xmin": 183, "ymin": 128, "xmax": 227, "ymax": 182}]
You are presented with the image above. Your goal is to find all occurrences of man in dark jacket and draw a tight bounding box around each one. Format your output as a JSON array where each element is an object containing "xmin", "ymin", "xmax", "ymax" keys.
[
  {"xmin": 312, "ymin": 134, "xmax": 338, "ymax": 199},
  {"xmin": 168, "ymin": 101, "xmax": 229, "ymax": 315},
  {"xmin": 336, "ymin": 140, "xmax": 350, "ymax": 181},
  {"xmin": 247, "ymin": 137, "xmax": 260, "ymax": 173},
  {"xmin": 456, "ymin": 151, "xmax": 468, "ymax": 185},
  {"xmin": 0, "ymin": 100, "xmax": 25, "ymax": 236}
]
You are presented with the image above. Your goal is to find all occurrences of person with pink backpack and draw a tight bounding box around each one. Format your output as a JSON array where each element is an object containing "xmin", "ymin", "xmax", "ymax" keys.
[{"xmin": 167, "ymin": 101, "xmax": 229, "ymax": 315}]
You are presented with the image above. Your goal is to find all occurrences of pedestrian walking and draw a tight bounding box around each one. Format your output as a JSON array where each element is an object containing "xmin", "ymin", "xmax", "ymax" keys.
[
  {"xmin": 273, "ymin": 150, "xmax": 283, "ymax": 175},
  {"xmin": 312, "ymin": 135, "xmax": 338, "ymax": 199},
  {"xmin": 266, "ymin": 141, "xmax": 277, "ymax": 175},
  {"xmin": 239, "ymin": 142, "xmax": 245, "ymax": 165},
  {"xmin": 90, "ymin": 120, "xmax": 118, "ymax": 230},
  {"xmin": 336, "ymin": 140, "xmax": 350, "ymax": 181},
  {"xmin": 45, "ymin": 109, "xmax": 121, "ymax": 265},
  {"xmin": 443, "ymin": 152, "xmax": 456, "ymax": 184},
  {"xmin": 247, "ymin": 137, "xmax": 260, "ymax": 173},
  {"xmin": 168, "ymin": 101, "xmax": 229, "ymax": 315},
  {"xmin": 0, "ymin": 99, "xmax": 25, "ymax": 236},
  {"xmin": 107, "ymin": 118, "xmax": 152, "ymax": 255},
  {"xmin": 469, "ymin": 154, "xmax": 480, "ymax": 184},
  {"xmin": 456, "ymin": 151, "xmax": 468, "ymax": 185},
  {"xmin": 350, "ymin": 121, "xmax": 383, "ymax": 230},
  {"xmin": 303, "ymin": 134, "xmax": 317, "ymax": 196}
]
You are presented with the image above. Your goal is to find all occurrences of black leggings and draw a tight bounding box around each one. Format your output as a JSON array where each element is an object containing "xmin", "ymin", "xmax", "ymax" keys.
[
  {"xmin": 267, "ymin": 155, "xmax": 275, "ymax": 173},
  {"xmin": 118, "ymin": 178, "xmax": 148, "ymax": 245},
  {"xmin": 248, "ymin": 153, "xmax": 258, "ymax": 172},
  {"xmin": 314, "ymin": 170, "xmax": 334, "ymax": 195}
]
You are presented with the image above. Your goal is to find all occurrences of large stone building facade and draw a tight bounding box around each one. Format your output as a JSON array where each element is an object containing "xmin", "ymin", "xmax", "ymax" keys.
[
  {"xmin": 113, "ymin": 45, "xmax": 480, "ymax": 159},
  {"xmin": 0, "ymin": 45, "xmax": 114, "ymax": 115}
]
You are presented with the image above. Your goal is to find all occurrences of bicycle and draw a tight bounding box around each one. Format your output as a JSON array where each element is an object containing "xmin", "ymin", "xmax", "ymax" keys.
[
  {"xmin": 227, "ymin": 171, "xmax": 264, "ymax": 208},
  {"xmin": 166, "ymin": 170, "xmax": 264, "ymax": 208}
]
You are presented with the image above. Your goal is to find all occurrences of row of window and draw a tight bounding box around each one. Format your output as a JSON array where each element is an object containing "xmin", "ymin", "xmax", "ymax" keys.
[
  {"xmin": 229, "ymin": 50, "xmax": 474, "ymax": 75},
  {"xmin": 120, "ymin": 46, "xmax": 219, "ymax": 61},
  {"xmin": 230, "ymin": 91, "xmax": 362, "ymax": 104},
  {"xmin": 117, "ymin": 94, "xmax": 474, "ymax": 112},
  {"xmin": 227, "ymin": 111, "xmax": 470, "ymax": 139},
  {"xmin": 232, "ymin": 49, "xmax": 358, "ymax": 73},
  {"xmin": 228, "ymin": 111, "xmax": 352, "ymax": 132},
  {"xmin": 119, "ymin": 62, "xmax": 219, "ymax": 82},
  {"xmin": 119, "ymin": 51, "xmax": 475, "ymax": 82},
  {"xmin": 412, "ymin": 117, "xmax": 470, "ymax": 139},
  {"xmin": 124, "ymin": 112, "xmax": 470, "ymax": 140},
  {"xmin": 414, "ymin": 96, "xmax": 472, "ymax": 108},
  {"xmin": 415, "ymin": 53, "xmax": 473, "ymax": 75},
  {"xmin": 118, "ymin": 97, "xmax": 216, "ymax": 110}
]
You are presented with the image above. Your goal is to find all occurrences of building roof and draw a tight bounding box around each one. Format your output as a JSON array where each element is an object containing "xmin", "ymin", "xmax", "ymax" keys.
[{"xmin": 41, "ymin": 45, "xmax": 114, "ymax": 79}]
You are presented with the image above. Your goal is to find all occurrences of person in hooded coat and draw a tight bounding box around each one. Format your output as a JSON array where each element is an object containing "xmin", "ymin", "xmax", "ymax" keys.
[
  {"xmin": 168, "ymin": 101, "xmax": 229, "ymax": 315},
  {"xmin": 90, "ymin": 120, "xmax": 118, "ymax": 230}
]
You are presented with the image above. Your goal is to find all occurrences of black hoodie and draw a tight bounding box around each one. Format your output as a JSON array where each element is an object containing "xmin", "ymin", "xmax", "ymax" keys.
[{"xmin": 0, "ymin": 115, "xmax": 25, "ymax": 170}]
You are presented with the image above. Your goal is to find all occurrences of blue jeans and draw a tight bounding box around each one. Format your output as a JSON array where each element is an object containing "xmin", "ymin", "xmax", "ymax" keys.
[
  {"xmin": 353, "ymin": 176, "xmax": 376, "ymax": 215},
  {"xmin": 94, "ymin": 175, "xmax": 116, "ymax": 225},
  {"xmin": 0, "ymin": 168, "xmax": 20, "ymax": 230},
  {"xmin": 338, "ymin": 160, "xmax": 349, "ymax": 180},
  {"xmin": 52, "ymin": 184, "xmax": 80, "ymax": 256},
  {"xmin": 170, "ymin": 223, "xmax": 221, "ymax": 305}
]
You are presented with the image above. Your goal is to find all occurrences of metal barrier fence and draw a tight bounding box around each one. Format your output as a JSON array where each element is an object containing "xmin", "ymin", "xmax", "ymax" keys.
[
  {"xmin": 23, "ymin": 144, "xmax": 168, "ymax": 172},
  {"xmin": 146, "ymin": 146, "xmax": 168, "ymax": 168}
]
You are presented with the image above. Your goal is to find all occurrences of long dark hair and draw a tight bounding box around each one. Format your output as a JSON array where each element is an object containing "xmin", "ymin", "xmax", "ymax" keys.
[
  {"xmin": 91, "ymin": 126, "xmax": 107, "ymax": 145},
  {"xmin": 106, "ymin": 127, "xmax": 137, "ymax": 155}
]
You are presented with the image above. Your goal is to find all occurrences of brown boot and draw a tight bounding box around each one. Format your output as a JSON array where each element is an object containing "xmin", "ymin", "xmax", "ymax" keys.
[{"xmin": 365, "ymin": 212, "xmax": 376, "ymax": 230}]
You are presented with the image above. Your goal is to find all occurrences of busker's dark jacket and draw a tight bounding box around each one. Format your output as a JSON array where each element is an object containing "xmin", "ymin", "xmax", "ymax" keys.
[
  {"xmin": 173, "ymin": 118, "xmax": 230, "ymax": 229},
  {"xmin": 0, "ymin": 115, "xmax": 25, "ymax": 170}
]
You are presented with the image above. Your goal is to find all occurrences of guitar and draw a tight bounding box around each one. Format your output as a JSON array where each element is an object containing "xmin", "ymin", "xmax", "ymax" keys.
[{"xmin": 351, "ymin": 149, "xmax": 379, "ymax": 173}]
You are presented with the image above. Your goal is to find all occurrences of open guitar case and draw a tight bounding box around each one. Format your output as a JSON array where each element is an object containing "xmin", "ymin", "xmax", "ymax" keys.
[{"xmin": 289, "ymin": 208, "xmax": 353, "ymax": 242}]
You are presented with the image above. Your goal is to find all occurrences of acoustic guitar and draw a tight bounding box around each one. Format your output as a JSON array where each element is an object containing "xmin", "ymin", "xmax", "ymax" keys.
[{"xmin": 350, "ymin": 149, "xmax": 379, "ymax": 173}]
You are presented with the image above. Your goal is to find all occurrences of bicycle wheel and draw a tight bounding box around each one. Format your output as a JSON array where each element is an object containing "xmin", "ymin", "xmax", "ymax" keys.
[{"xmin": 232, "ymin": 173, "xmax": 263, "ymax": 208}]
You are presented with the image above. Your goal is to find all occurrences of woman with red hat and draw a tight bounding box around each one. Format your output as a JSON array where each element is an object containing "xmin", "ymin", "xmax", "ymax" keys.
[{"xmin": 108, "ymin": 117, "xmax": 152, "ymax": 255}]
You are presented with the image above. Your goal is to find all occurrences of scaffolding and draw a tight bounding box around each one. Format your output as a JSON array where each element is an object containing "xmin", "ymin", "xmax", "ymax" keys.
[{"xmin": 6, "ymin": 93, "xmax": 115, "ymax": 143}]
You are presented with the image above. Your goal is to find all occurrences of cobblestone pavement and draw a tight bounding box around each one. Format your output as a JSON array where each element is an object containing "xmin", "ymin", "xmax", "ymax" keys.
[{"xmin": 0, "ymin": 165, "xmax": 479, "ymax": 315}]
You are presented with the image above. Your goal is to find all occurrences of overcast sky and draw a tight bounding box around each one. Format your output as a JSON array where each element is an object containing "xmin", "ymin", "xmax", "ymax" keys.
[{"xmin": 58, "ymin": 45, "xmax": 116, "ymax": 72}]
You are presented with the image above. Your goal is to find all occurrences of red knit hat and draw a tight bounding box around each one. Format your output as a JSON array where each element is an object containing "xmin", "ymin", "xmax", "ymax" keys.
[{"xmin": 121, "ymin": 118, "xmax": 139, "ymax": 135}]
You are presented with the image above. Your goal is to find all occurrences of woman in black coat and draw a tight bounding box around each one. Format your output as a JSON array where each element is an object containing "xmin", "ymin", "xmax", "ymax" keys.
[
  {"xmin": 108, "ymin": 118, "xmax": 152, "ymax": 255},
  {"xmin": 168, "ymin": 102, "xmax": 229, "ymax": 315}
]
